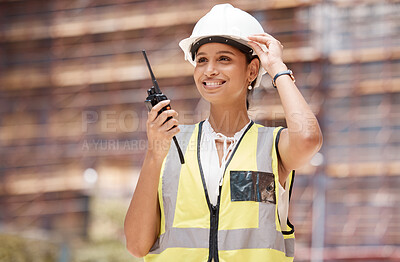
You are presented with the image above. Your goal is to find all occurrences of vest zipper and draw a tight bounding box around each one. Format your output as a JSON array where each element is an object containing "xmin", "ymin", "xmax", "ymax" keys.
[
  {"xmin": 197, "ymin": 121, "xmax": 254, "ymax": 262},
  {"xmin": 209, "ymin": 204, "xmax": 219, "ymax": 262}
]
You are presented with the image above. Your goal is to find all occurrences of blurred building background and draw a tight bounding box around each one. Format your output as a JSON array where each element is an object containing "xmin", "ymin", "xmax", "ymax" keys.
[{"xmin": 0, "ymin": 0, "xmax": 399, "ymax": 261}]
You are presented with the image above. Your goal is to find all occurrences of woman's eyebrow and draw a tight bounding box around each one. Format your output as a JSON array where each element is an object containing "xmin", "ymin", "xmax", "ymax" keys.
[
  {"xmin": 217, "ymin": 50, "xmax": 236, "ymax": 56},
  {"xmin": 197, "ymin": 50, "xmax": 236, "ymax": 56}
]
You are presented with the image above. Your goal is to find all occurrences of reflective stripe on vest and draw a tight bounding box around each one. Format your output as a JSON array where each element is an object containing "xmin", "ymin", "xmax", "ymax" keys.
[{"xmin": 144, "ymin": 122, "xmax": 295, "ymax": 262}]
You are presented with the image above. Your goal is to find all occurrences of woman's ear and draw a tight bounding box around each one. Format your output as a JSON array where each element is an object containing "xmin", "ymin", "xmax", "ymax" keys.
[{"xmin": 248, "ymin": 58, "xmax": 260, "ymax": 82}]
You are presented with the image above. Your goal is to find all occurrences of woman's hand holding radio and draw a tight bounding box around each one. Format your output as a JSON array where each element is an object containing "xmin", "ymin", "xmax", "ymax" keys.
[{"xmin": 146, "ymin": 99, "xmax": 180, "ymax": 162}]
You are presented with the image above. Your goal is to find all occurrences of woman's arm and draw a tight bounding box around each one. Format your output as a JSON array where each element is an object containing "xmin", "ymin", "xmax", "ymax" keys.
[
  {"xmin": 124, "ymin": 100, "xmax": 180, "ymax": 257},
  {"xmin": 248, "ymin": 34, "xmax": 323, "ymax": 186}
]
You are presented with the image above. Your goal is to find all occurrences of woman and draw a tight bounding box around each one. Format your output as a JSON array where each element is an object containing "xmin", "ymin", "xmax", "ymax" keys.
[{"xmin": 124, "ymin": 4, "xmax": 322, "ymax": 262}]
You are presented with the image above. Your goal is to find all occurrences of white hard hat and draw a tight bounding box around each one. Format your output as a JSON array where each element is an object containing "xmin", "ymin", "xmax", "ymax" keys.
[{"xmin": 179, "ymin": 4, "xmax": 268, "ymax": 88}]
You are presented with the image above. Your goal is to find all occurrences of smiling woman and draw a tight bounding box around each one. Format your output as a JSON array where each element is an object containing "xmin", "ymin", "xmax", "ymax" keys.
[
  {"xmin": 124, "ymin": 3, "xmax": 322, "ymax": 262},
  {"xmin": 193, "ymin": 43, "xmax": 259, "ymax": 110}
]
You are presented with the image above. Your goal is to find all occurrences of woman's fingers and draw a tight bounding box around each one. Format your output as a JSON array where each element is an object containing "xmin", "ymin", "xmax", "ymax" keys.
[
  {"xmin": 161, "ymin": 117, "xmax": 179, "ymax": 132},
  {"xmin": 248, "ymin": 33, "xmax": 285, "ymax": 76},
  {"xmin": 145, "ymin": 100, "xmax": 180, "ymax": 160},
  {"xmin": 248, "ymin": 35, "xmax": 279, "ymax": 48},
  {"xmin": 148, "ymin": 100, "xmax": 171, "ymax": 122},
  {"xmin": 249, "ymin": 33, "xmax": 277, "ymax": 41},
  {"xmin": 153, "ymin": 109, "xmax": 178, "ymax": 127},
  {"xmin": 248, "ymin": 41, "xmax": 268, "ymax": 62},
  {"xmin": 147, "ymin": 108, "xmax": 179, "ymax": 139},
  {"xmin": 248, "ymin": 41, "xmax": 264, "ymax": 54},
  {"xmin": 166, "ymin": 125, "xmax": 180, "ymax": 138}
]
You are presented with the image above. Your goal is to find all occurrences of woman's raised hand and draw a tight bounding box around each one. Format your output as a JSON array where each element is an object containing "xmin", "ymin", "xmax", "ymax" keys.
[
  {"xmin": 248, "ymin": 33, "xmax": 287, "ymax": 77},
  {"xmin": 146, "ymin": 100, "xmax": 180, "ymax": 162}
]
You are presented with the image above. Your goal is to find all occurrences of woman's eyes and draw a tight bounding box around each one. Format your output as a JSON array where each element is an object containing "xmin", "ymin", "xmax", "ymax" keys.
[
  {"xmin": 219, "ymin": 56, "xmax": 231, "ymax": 61},
  {"xmin": 197, "ymin": 57, "xmax": 207, "ymax": 63},
  {"xmin": 196, "ymin": 56, "xmax": 231, "ymax": 63}
]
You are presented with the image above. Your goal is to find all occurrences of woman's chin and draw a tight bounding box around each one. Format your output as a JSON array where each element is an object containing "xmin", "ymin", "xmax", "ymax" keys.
[
  {"xmin": 201, "ymin": 94, "xmax": 229, "ymax": 106},
  {"xmin": 196, "ymin": 84, "xmax": 225, "ymax": 101}
]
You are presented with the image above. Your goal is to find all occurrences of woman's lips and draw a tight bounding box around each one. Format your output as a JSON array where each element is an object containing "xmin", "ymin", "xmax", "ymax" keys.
[{"xmin": 202, "ymin": 80, "xmax": 226, "ymax": 90}]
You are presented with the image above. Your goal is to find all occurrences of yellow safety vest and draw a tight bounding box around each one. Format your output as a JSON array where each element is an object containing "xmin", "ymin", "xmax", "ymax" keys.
[{"xmin": 144, "ymin": 121, "xmax": 295, "ymax": 262}]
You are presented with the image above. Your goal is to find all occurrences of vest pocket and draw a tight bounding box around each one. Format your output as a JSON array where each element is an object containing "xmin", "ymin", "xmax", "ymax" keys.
[{"xmin": 230, "ymin": 171, "xmax": 276, "ymax": 204}]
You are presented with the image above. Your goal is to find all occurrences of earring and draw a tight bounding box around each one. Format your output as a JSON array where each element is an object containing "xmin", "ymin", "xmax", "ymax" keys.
[{"xmin": 248, "ymin": 85, "xmax": 253, "ymax": 90}]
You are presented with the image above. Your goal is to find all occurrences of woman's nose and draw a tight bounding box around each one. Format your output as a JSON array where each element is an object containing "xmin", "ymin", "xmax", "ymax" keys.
[{"xmin": 204, "ymin": 61, "xmax": 219, "ymax": 77}]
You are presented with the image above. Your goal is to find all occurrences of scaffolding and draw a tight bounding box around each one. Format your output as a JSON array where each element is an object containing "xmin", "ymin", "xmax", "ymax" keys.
[{"xmin": 0, "ymin": 0, "xmax": 399, "ymax": 261}]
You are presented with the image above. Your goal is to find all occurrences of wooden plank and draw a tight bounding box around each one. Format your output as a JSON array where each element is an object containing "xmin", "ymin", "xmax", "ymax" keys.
[
  {"xmin": 329, "ymin": 78, "xmax": 400, "ymax": 97},
  {"xmin": 4, "ymin": 198, "xmax": 89, "ymax": 217},
  {"xmin": 329, "ymin": 47, "xmax": 400, "ymax": 65},
  {"xmin": 326, "ymin": 132, "xmax": 400, "ymax": 147},
  {"xmin": 332, "ymin": 0, "xmax": 400, "ymax": 8},
  {"xmin": 2, "ymin": 166, "xmax": 87, "ymax": 194},
  {"xmin": 1, "ymin": 163, "xmax": 141, "ymax": 195},
  {"xmin": 0, "ymin": 122, "xmax": 83, "ymax": 141},
  {"xmin": 326, "ymin": 161, "xmax": 400, "ymax": 177}
]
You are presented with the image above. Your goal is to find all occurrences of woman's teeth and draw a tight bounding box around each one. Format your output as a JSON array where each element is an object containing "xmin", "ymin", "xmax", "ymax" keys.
[{"xmin": 204, "ymin": 81, "xmax": 225, "ymax": 87}]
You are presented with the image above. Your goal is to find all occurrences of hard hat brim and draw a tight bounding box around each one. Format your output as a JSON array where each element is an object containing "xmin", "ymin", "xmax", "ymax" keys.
[{"xmin": 189, "ymin": 36, "xmax": 254, "ymax": 62}]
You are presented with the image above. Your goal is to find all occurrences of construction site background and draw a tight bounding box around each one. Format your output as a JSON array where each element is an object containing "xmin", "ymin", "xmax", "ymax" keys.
[{"xmin": 0, "ymin": 0, "xmax": 399, "ymax": 261}]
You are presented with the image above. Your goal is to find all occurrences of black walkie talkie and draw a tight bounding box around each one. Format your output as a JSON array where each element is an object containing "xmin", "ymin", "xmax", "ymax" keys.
[{"xmin": 142, "ymin": 50, "xmax": 185, "ymax": 164}]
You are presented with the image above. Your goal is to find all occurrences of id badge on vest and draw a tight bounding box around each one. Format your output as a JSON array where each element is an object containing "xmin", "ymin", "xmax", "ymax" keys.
[{"xmin": 230, "ymin": 171, "xmax": 276, "ymax": 204}]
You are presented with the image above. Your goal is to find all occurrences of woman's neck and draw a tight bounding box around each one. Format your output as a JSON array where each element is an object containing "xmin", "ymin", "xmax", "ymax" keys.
[{"xmin": 208, "ymin": 103, "xmax": 250, "ymax": 137}]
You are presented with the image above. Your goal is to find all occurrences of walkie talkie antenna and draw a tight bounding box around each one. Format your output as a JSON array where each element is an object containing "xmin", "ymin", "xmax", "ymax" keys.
[
  {"xmin": 142, "ymin": 49, "xmax": 185, "ymax": 165},
  {"xmin": 142, "ymin": 50, "xmax": 161, "ymax": 94}
]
